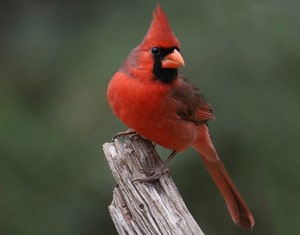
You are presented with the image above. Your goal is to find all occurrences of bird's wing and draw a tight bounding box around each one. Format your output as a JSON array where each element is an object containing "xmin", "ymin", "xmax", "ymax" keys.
[{"xmin": 171, "ymin": 75, "xmax": 214, "ymax": 125}]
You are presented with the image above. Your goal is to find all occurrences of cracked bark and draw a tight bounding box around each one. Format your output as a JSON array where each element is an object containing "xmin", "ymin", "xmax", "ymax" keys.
[{"xmin": 103, "ymin": 135, "xmax": 204, "ymax": 235}]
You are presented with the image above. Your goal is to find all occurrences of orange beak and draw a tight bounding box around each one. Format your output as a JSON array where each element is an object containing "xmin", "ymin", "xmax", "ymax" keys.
[{"xmin": 161, "ymin": 49, "xmax": 185, "ymax": 69}]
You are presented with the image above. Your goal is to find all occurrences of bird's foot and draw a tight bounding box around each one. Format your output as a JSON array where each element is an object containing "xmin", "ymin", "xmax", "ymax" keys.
[
  {"xmin": 133, "ymin": 150, "xmax": 176, "ymax": 183},
  {"xmin": 133, "ymin": 167, "xmax": 170, "ymax": 183},
  {"xmin": 112, "ymin": 129, "xmax": 138, "ymax": 141}
]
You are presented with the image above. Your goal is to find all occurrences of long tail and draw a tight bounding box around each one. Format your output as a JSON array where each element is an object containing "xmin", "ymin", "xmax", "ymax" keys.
[{"xmin": 193, "ymin": 125, "xmax": 255, "ymax": 229}]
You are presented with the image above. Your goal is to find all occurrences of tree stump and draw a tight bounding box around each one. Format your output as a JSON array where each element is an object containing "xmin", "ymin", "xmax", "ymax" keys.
[{"xmin": 103, "ymin": 135, "xmax": 204, "ymax": 235}]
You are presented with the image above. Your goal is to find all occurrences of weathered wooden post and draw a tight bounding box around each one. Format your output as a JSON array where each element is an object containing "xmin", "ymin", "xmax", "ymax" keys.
[{"xmin": 103, "ymin": 135, "xmax": 204, "ymax": 234}]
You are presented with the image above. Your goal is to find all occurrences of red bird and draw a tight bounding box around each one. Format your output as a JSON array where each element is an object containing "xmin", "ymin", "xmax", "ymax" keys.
[{"xmin": 107, "ymin": 5, "xmax": 255, "ymax": 229}]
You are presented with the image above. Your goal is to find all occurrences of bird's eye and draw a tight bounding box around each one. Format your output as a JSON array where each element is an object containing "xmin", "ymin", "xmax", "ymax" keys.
[{"xmin": 151, "ymin": 47, "xmax": 160, "ymax": 55}]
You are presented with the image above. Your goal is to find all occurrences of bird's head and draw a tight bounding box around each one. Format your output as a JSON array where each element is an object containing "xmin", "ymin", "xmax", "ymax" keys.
[{"xmin": 122, "ymin": 5, "xmax": 185, "ymax": 84}]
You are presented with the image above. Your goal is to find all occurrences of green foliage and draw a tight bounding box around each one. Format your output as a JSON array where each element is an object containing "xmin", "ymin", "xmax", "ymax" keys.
[{"xmin": 1, "ymin": 1, "xmax": 299, "ymax": 234}]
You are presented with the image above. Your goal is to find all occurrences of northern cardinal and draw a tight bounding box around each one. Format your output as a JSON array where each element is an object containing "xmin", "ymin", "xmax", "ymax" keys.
[{"xmin": 107, "ymin": 5, "xmax": 255, "ymax": 229}]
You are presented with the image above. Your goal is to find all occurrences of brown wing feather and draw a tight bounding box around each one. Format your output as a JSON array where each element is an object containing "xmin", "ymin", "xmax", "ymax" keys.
[{"xmin": 172, "ymin": 75, "xmax": 214, "ymax": 124}]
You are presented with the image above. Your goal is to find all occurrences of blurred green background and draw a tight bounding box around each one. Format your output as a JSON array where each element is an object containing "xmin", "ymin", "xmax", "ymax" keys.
[{"xmin": 1, "ymin": 0, "xmax": 299, "ymax": 234}]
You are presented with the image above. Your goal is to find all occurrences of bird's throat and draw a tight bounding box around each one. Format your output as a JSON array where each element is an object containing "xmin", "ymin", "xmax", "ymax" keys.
[{"xmin": 153, "ymin": 67, "xmax": 178, "ymax": 84}]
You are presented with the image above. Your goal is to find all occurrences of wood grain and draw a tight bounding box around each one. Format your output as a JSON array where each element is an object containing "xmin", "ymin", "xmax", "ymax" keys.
[{"xmin": 103, "ymin": 135, "xmax": 204, "ymax": 235}]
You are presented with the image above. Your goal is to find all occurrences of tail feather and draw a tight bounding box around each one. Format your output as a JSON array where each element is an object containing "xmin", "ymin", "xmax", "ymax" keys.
[
  {"xmin": 193, "ymin": 125, "xmax": 255, "ymax": 229},
  {"xmin": 199, "ymin": 155, "xmax": 255, "ymax": 229}
]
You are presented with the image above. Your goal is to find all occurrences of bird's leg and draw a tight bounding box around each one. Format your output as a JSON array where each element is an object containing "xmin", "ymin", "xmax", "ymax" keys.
[
  {"xmin": 134, "ymin": 150, "xmax": 177, "ymax": 183},
  {"xmin": 112, "ymin": 129, "xmax": 138, "ymax": 141},
  {"xmin": 160, "ymin": 150, "xmax": 177, "ymax": 171}
]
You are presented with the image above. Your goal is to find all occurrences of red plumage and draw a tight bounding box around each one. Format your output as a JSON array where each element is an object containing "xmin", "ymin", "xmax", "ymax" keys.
[
  {"xmin": 142, "ymin": 5, "xmax": 180, "ymax": 49},
  {"xmin": 107, "ymin": 5, "xmax": 255, "ymax": 229}
]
